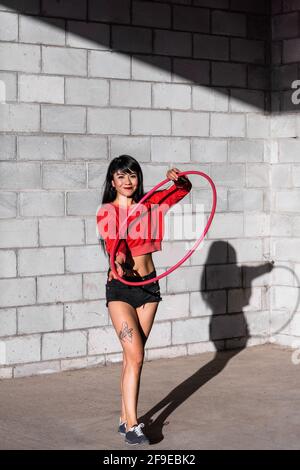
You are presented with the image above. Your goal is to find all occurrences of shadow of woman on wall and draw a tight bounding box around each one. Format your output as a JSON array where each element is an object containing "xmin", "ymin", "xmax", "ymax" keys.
[{"xmin": 139, "ymin": 240, "xmax": 274, "ymax": 444}]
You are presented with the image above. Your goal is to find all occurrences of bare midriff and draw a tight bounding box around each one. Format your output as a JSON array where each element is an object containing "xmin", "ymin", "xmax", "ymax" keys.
[
  {"xmin": 130, "ymin": 253, "xmax": 155, "ymax": 277},
  {"xmin": 110, "ymin": 252, "xmax": 156, "ymax": 279}
]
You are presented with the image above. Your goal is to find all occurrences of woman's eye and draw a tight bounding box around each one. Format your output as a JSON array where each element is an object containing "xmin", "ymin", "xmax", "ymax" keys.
[{"xmin": 118, "ymin": 174, "xmax": 137, "ymax": 179}]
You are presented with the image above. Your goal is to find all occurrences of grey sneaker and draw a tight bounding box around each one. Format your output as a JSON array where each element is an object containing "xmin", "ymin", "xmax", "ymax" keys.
[
  {"xmin": 118, "ymin": 419, "xmax": 127, "ymax": 436},
  {"xmin": 125, "ymin": 423, "xmax": 150, "ymax": 446}
]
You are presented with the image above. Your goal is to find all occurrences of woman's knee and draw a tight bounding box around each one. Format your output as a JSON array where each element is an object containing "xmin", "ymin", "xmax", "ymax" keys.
[{"xmin": 125, "ymin": 350, "xmax": 144, "ymax": 369}]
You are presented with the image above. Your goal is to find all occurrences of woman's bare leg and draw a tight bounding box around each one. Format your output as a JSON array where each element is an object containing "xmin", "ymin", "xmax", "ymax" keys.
[
  {"xmin": 134, "ymin": 301, "xmax": 160, "ymax": 404},
  {"xmin": 119, "ymin": 301, "xmax": 160, "ymax": 424},
  {"xmin": 136, "ymin": 302, "xmax": 159, "ymax": 340},
  {"xmin": 119, "ymin": 302, "xmax": 160, "ymax": 424},
  {"xmin": 120, "ymin": 352, "xmax": 127, "ymax": 423},
  {"xmin": 108, "ymin": 300, "xmax": 144, "ymax": 430}
]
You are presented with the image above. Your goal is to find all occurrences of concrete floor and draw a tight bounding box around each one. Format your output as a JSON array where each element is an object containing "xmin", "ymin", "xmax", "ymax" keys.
[{"xmin": 0, "ymin": 343, "xmax": 299, "ymax": 450}]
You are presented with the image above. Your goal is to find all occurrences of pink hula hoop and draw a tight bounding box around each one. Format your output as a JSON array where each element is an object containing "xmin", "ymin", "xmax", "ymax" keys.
[{"xmin": 109, "ymin": 171, "xmax": 217, "ymax": 286}]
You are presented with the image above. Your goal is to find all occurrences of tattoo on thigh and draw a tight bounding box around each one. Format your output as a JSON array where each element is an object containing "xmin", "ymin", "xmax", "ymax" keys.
[{"xmin": 119, "ymin": 321, "xmax": 133, "ymax": 343}]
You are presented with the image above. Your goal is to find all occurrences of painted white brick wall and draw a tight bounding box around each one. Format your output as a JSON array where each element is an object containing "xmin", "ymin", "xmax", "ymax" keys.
[
  {"xmin": 270, "ymin": 34, "xmax": 299, "ymax": 352},
  {"xmin": 0, "ymin": 43, "xmax": 41, "ymax": 73},
  {"xmin": 0, "ymin": 0, "xmax": 294, "ymax": 379},
  {"xmin": 18, "ymin": 136, "xmax": 64, "ymax": 161},
  {"xmin": 18, "ymin": 304, "xmax": 63, "ymax": 334},
  {"xmin": 0, "ymin": 104, "xmax": 40, "ymax": 132},
  {"xmin": 42, "ymin": 331, "xmax": 87, "ymax": 360},
  {"xmin": 0, "ymin": 335, "xmax": 41, "ymax": 365}
]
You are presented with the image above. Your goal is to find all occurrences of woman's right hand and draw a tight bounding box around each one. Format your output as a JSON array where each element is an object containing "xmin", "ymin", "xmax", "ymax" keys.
[{"xmin": 108, "ymin": 261, "xmax": 124, "ymax": 281}]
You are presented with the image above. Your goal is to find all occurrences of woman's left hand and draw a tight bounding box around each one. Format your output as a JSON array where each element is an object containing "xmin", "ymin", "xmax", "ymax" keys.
[
  {"xmin": 167, "ymin": 167, "xmax": 181, "ymax": 181},
  {"xmin": 167, "ymin": 167, "xmax": 190, "ymax": 185}
]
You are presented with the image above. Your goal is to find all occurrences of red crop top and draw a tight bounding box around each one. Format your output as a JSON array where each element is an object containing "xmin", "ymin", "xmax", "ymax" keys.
[{"xmin": 96, "ymin": 176, "xmax": 192, "ymax": 263}]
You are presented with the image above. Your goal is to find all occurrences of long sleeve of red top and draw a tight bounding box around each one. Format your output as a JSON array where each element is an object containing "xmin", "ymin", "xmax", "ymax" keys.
[{"xmin": 148, "ymin": 175, "xmax": 192, "ymax": 211}]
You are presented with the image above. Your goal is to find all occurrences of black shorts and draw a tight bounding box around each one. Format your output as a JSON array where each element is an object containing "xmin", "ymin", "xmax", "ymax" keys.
[{"xmin": 105, "ymin": 268, "xmax": 163, "ymax": 309}]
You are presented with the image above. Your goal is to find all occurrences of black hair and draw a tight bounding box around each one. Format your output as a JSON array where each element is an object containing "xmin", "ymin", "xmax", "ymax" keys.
[{"xmin": 98, "ymin": 155, "xmax": 146, "ymax": 257}]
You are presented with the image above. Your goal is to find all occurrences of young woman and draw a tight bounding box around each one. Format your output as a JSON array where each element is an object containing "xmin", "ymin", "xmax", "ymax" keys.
[{"xmin": 97, "ymin": 155, "xmax": 192, "ymax": 446}]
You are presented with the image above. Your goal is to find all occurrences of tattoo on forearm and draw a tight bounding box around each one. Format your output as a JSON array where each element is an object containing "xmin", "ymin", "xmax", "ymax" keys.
[{"xmin": 119, "ymin": 321, "xmax": 133, "ymax": 343}]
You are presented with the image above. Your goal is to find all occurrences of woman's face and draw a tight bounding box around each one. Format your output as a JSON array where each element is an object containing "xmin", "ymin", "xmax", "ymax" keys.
[{"xmin": 111, "ymin": 170, "xmax": 138, "ymax": 198}]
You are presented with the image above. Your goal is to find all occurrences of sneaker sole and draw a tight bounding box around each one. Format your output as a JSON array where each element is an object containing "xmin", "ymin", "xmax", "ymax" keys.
[{"xmin": 125, "ymin": 440, "xmax": 150, "ymax": 446}]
